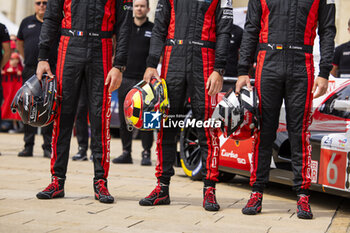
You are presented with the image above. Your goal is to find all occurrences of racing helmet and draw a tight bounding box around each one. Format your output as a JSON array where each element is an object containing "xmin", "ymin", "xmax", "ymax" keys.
[
  {"xmin": 124, "ymin": 77, "xmax": 169, "ymax": 129},
  {"xmin": 211, "ymin": 86, "xmax": 260, "ymax": 140},
  {"xmin": 11, "ymin": 74, "xmax": 59, "ymax": 127}
]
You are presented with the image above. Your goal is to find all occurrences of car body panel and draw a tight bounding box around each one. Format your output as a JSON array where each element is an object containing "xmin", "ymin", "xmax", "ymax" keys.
[{"xmin": 110, "ymin": 90, "xmax": 120, "ymax": 128}]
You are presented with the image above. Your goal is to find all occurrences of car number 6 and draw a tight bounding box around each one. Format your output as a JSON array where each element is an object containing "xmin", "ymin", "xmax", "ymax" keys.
[{"xmin": 327, "ymin": 153, "xmax": 338, "ymax": 185}]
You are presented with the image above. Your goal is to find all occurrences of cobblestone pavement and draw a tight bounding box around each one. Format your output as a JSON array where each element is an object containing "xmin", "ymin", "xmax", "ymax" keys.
[{"xmin": 0, "ymin": 132, "xmax": 349, "ymax": 233}]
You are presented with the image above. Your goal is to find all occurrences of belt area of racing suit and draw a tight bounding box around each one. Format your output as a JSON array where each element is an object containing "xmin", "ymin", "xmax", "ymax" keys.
[
  {"xmin": 259, "ymin": 43, "xmax": 313, "ymax": 54},
  {"xmin": 61, "ymin": 29, "xmax": 113, "ymax": 38},
  {"xmin": 166, "ymin": 39, "xmax": 216, "ymax": 49}
]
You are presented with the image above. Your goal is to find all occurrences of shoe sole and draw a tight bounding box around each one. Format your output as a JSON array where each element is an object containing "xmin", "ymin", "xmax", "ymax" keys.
[
  {"xmin": 141, "ymin": 163, "xmax": 152, "ymax": 166},
  {"xmin": 72, "ymin": 158, "xmax": 88, "ymax": 161},
  {"xmin": 36, "ymin": 190, "xmax": 65, "ymax": 199},
  {"xmin": 94, "ymin": 194, "xmax": 114, "ymax": 203},
  {"xmin": 242, "ymin": 206, "xmax": 262, "ymax": 215},
  {"xmin": 204, "ymin": 206, "xmax": 220, "ymax": 211},
  {"xmin": 297, "ymin": 214, "xmax": 313, "ymax": 219},
  {"xmin": 112, "ymin": 161, "xmax": 133, "ymax": 164},
  {"xmin": 139, "ymin": 197, "xmax": 171, "ymax": 206},
  {"xmin": 297, "ymin": 210, "xmax": 313, "ymax": 219}
]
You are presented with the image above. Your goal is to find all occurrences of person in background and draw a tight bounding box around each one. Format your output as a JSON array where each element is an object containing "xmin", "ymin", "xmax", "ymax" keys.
[
  {"xmin": 112, "ymin": 0, "xmax": 154, "ymax": 166},
  {"xmin": 225, "ymin": 24, "xmax": 243, "ymax": 78},
  {"xmin": 0, "ymin": 23, "xmax": 11, "ymax": 156},
  {"xmin": 1, "ymin": 52, "xmax": 23, "ymax": 130},
  {"xmin": 1, "ymin": 35, "xmax": 23, "ymax": 133},
  {"xmin": 10, "ymin": 35, "xmax": 17, "ymax": 53},
  {"xmin": 331, "ymin": 18, "xmax": 350, "ymax": 78},
  {"xmin": 16, "ymin": 0, "xmax": 57, "ymax": 158}
]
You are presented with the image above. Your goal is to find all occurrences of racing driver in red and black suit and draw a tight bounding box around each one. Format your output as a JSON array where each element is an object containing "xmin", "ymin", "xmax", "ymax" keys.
[
  {"xmin": 139, "ymin": 0, "xmax": 233, "ymax": 211},
  {"xmin": 235, "ymin": 0, "xmax": 336, "ymax": 219},
  {"xmin": 35, "ymin": 0, "xmax": 133, "ymax": 203}
]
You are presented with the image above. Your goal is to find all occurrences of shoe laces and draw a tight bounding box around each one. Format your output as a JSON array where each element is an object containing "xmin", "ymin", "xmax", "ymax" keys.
[
  {"xmin": 43, "ymin": 177, "xmax": 59, "ymax": 192},
  {"xmin": 142, "ymin": 150, "xmax": 150, "ymax": 158},
  {"xmin": 298, "ymin": 195, "xmax": 310, "ymax": 212},
  {"xmin": 147, "ymin": 185, "xmax": 162, "ymax": 198},
  {"xmin": 204, "ymin": 187, "xmax": 217, "ymax": 204},
  {"xmin": 95, "ymin": 179, "xmax": 110, "ymax": 196},
  {"xmin": 246, "ymin": 192, "xmax": 262, "ymax": 207}
]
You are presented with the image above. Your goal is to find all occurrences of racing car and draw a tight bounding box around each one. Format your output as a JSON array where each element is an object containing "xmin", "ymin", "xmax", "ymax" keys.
[{"xmin": 180, "ymin": 77, "xmax": 350, "ymax": 198}]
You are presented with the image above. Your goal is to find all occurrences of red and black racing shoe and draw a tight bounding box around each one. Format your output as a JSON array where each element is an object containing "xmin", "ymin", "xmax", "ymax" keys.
[
  {"xmin": 139, "ymin": 183, "xmax": 170, "ymax": 206},
  {"xmin": 203, "ymin": 187, "xmax": 220, "ymax": 211},
  {"xmin": 297, "ymin": 195, "xmax": 313, "ymax": 219},
  {"xmin": 36, "ymin": 176, "xmax": 65, "ymax": 199},
  {"xmin": 94, "ymin": 179, "xmax": 114, "ymax": 204},
  {"xmin": 242, "ymin": 192, "xmax": 263, "ymax": 215}
]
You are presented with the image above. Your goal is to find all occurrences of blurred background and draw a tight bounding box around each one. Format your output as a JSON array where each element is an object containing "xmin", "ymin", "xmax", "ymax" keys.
[{"xmin": 0, "ymin": 0, "xmax": 349, "ymax": 45}]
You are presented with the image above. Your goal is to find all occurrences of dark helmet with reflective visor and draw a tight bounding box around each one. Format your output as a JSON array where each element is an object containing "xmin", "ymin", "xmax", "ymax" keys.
[
  {"xmin": 211, "ymin": 86, "xmax": 260, "ymax": 140},
  {"xmin": 11, "ymin": 74, "xmax": 59, "ymax": 127}
]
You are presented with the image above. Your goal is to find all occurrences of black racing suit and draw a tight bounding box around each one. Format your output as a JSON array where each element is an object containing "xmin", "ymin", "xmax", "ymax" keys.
[
  {"xmin": 38, "ymin": 0, "xmax": 133, "ymax": 179},
  {"xmin": 237, "ymin": 0, "xmax": 336, "ymax": 194},
  {"xmin": 118, "ymin": 19, "xmax": 154, "ymax": 154},
  {"xmin": 146, "ymin": 0, "xmax": 233, "ymax": 186}
]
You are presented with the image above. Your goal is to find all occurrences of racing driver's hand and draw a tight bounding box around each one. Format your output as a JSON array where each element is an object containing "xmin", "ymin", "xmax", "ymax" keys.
[
  {"xmin": 143, "ymin": 67, "xmax": 161, "ymax": 83},
  {"xmin": 36, "ymin": 61, "xmax": 54, "ymax": 80},
  {"xmin": 207, "ymin": 71, "xmax": 223, "ymax": 96},
  {"xmin": 105, "ymin": 67, "xmax": 123, "ymax": 92},
  {"xmin": 312, "ymin": 76, "xmax": 328, "ymax": 98},
  {"xmin": 235, "ymin": 75, "xmax": 252, "ymax": 94}
]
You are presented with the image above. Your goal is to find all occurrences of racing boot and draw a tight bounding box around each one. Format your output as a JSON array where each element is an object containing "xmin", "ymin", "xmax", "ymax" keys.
[
  {"xmin": 242, "ymin": 192, "xmax": 263, "ymax": 215},
  {"xmin": 93, "ymin": 178, "xmax": 114, "ymax": 204},
  {"xmin": 36, "ymin": 176, "xmax": 65, "ymax": 199},
  {"xmin": 139, "ymin": 182, "xmax": 170, "ymax": 206},
  {"xmin": 72, "ymin": 149, "xmax": 88, "ymax": 161},
  {"xmin": 141, "ymin": 150, "xmax": 152, "ymax": 166},
  {"xmin": 42, "ymin": 144, "xmax": 52, "ymax": 158},
  {"xmin": 203, "ymin": 187, "xmax": 220, "ymax": 211},
  {"xmin": 43, "ymin": 149, "xmax": 51, "ymax": 159},
  {"xmin": 112, "ymin": 151, "xmax": 133, "ymax": 164},
  {"xmin": 297, "ymin": 194, "xmax": 313, "ymax": 219},
  {"xmin": 18, "ymin": 146, "xmax": 33, "ymax": 157}
]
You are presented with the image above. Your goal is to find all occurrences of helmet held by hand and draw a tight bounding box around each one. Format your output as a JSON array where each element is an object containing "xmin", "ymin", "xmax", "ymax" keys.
[
  {"xmin": 212, "ymin": 86, "xmax": 260, "ymax": 140},
  {"xmin": 11, "ymin": 74, "xmax": 59, "ymax": 127},
  {"xmin": 124, "ymin": 77, "xmax": 169, "ymax": 130}
]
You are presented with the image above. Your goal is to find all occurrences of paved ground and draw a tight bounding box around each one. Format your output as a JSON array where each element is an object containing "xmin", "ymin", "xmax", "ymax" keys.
[{"xmin": 0, "ymin": 132, "xmax": 349, "ymax": 233}]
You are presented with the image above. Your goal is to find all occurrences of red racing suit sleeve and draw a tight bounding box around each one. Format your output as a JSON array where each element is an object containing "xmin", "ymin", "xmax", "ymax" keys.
[
  {"xmin": 146, "ymin": 0, "xmax": 172, "ymax": 68},
  {"xmin": 214, "ymin": 1, "xmax": 233, "ymax": 70},
  {"xmin": 114, "ymin": 0, "xmax": 133, "ymax": 67},
  {"xmin": 237, "ymin": 0, "xmax": 262, "ymax": 77},
  {"xmin": 38, "ymin": 0, "xmax": 64, "ymax": 61},
  {"xmin": 317, "ymin": 0, "xmax": 336, "ymax": 79}
]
